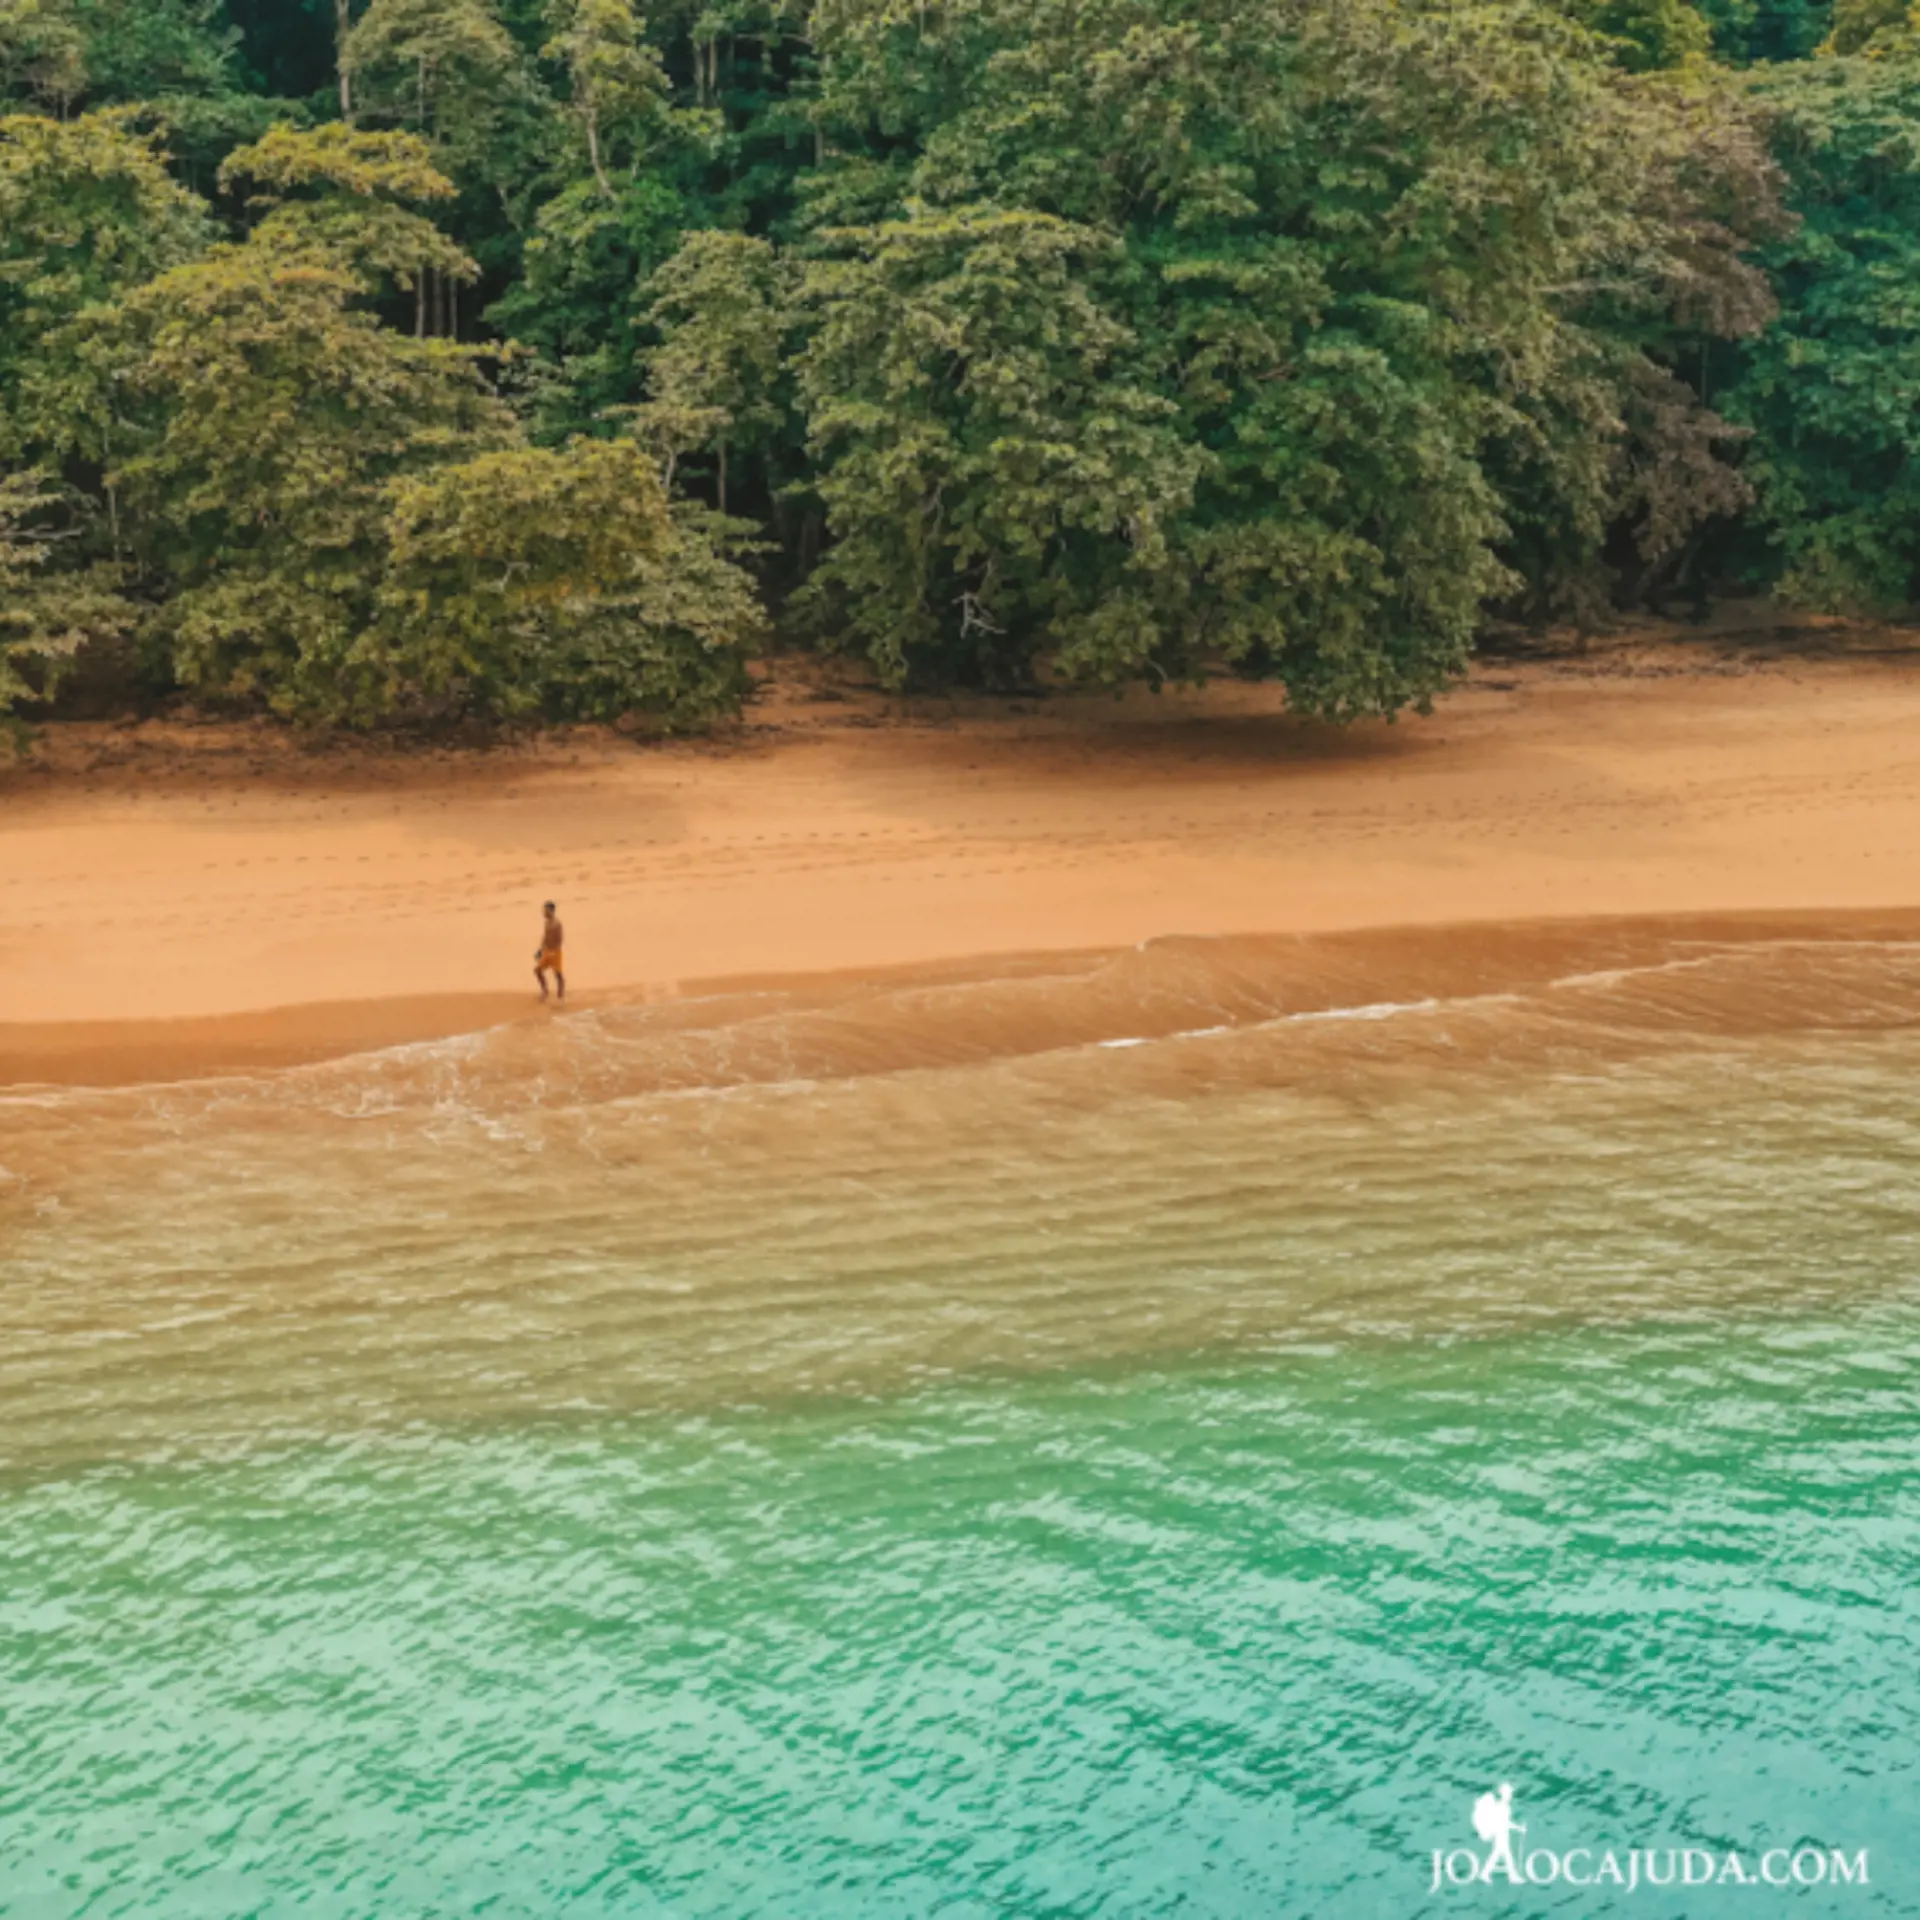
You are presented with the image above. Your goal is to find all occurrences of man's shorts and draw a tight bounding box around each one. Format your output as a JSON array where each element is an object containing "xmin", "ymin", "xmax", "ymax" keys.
[{"xmin": 539, "ymin": 949, "xmax": 564, "ymax": 970}]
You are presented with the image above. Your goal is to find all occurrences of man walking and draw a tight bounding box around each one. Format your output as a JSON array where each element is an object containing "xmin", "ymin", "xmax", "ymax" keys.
[{"xmin": 535, "ymin": 901, "xmax": 566, "ymax": 1001}]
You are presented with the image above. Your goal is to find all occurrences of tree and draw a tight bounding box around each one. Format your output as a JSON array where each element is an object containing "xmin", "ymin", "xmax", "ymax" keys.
[
  {"xmin": 487, "ymin": 0, "xmax": 817, "ymax": 449},
  {"xmin": 340, "ymin": 0, "xmax": 541, "ymax": 335},
  {"xmin": 0, "ymin": 471, "xmax": 129, "ymax": 736},
  {"xmin": 37, "ymin": 205, "xmax": 758, "ymax": 729},
  {"xmin": 0, "ymin": 470, "xmax": 66, "ymax": 722},
  {"xmin": 1, "ymin": 0, "xmax": 273, "ymax": 190},
  {"xmin": 64, "ymin": 0, "xmax": 238, "ymax": 105},
  {"xmin": 798, "ymin": 210, "xmax": 1199, "ymax": 690},
  {"xmin": 487, "ymin": 170, "xmax": 689, "ymax": 437},
  {"xmin": 73, "ymin": 243, "xmax": 513, "ymax": 713},
  {"xmin": 219, "ymin": 121, "xmax": 476, "ymax": 305},
  {"xmin": 1697, "ymin": 0, "xmax": 1832, "ymax": 61},
  {"xmin": 1725, "ymin": 49, "xmax": 1920, "ymax": 608},
  {"xmin": 2, "ymin": 0, "xmax": 239, "ymax": 115},
  {"xmin": 0, "ymin": 109, "xmax": 210, "ymax": 459},
  {"xmin": 1829, "ymin": 0, "xmax": 1913, "ymax": 51},
  {"xmin": 1562, "ymin": 0, "xmax": 1714, "ymax": 67},
  {"xmin": 0, "ymin": 0, "xmax": 1863, "ymax": 736},
  {"xmin": 342, "ymin": 0, "xmax": 525, "ymax": 153},
  {"xmin": 0, "ymin": 0, "xmax": 87, "ymax": 114},
  {"xmin": 641, "ymin": 228, "xmax": 794, "ymax": 513},
  {"xmin": 795, "ymin": 0, "xmax": 1779, "ymax": 711},
  {"xmin": 542, "ymin": 0, "xmax": 665, "ymax": 196},
  {"xmin": 375, "ymin": 436, "xmax": 758, "ymax": 723}
]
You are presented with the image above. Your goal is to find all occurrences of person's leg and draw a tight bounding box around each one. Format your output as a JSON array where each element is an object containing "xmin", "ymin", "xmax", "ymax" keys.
[
  {"xmin": 535, "ymin": 963, "xmax": 549, "ymax": 1001},
  {"xmin": 555, "ymin": 968, "xmax": 566, "ymax": 1002}
]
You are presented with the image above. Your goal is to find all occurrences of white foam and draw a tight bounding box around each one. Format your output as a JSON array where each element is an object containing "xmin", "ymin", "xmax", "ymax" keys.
[{"xmin": 1286, "ymin": 997, "xmax": 1447, "ymax": 1024}]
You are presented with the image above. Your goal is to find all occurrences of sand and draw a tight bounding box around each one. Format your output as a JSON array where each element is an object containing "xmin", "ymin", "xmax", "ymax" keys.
[{"xmin": 7, "ymin": 632, "xmax": 1920, "ymax": 1085}]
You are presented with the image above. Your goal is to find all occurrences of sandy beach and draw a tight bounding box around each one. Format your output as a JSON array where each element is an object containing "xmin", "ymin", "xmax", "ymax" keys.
[{"xmin": 7, "ymin": 631, "xmax": 1920, "ymax": 1085}]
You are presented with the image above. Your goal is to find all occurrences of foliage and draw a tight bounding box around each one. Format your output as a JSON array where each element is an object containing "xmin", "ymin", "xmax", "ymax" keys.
[
  {"xmin": 376, "ymin": 436, "xmax": 757, "ymax": 723},
  {"xmin": 1564, "ymin": 0, "xmax": 1714, "ymax": 69},
  {"xmin": 77, "ymin": 242, "xmax": 513, "ymax": 712},
  {"xmin": 1, "ymin": 470, "xmax": 72, "ymax": 718},
  {"xmin": 0, "ymin": 109, "xmax": 210, "ymax": 458},
  {"xmin": 797, "ymin": 210, "xmax": 1198, "ymax": 692},
  {"xmin": 219, "ymin": 121, "xmax": 475, "ymax": 295},
  {"xmin": 1725, "ymin": 49, "xmax": 1920, "ymax": 608},
  {"xmin": 1, "ymin": 0, "xmax": 238, "ymax": 115},
  {"xmin": 1828, "ymin": 0, "xmax": 1913, "ymax": 53},
  {"xmin": 0, "ymin": 0, "xmax": 89, "ymax": 112},
  {"xmin": 487, "ymin": 171, "xmax": 688, "ymax": 436},
  {"xmin": 793, "ymin": 0, "xmax": 1779, "ymax": 708},
  {"xmin": 5, "ymin": 0, "xmax": 1920, "ymax": 735},
  {"xmin": 0, "ymin": 471, "xmax": 129, "ymax": 733},
  {"xmin": 542, "ymin": 0, "xmax": 665, "ymax": 196},
  {"xmin": 341, "ymin": 0, "xmax": 530, "ymax": 176},
  {"xmin": 641, "ymin": 228, "xmax": 794, "ymax": 511},
  {"xmin": 1697, "ymin": 0, "xmax": 1832, "ymax": 61}
]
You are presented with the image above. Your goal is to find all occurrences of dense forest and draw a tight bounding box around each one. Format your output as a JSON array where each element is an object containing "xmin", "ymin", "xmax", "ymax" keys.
[{"xmin": 3, "ymin": 0, "xmax": 1919, "ymax": 733}]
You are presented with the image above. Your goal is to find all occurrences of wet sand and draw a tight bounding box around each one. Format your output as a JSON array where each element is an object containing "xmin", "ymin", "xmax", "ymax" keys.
[{"xmin": 7, "ymin": 643, "xmax": 1920, "ymax": 1084}]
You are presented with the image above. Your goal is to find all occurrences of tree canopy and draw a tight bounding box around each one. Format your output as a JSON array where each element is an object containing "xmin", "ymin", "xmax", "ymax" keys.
[{"xmin": 12, "ymin": 0, "xmax": 1920, "ymax": 738}]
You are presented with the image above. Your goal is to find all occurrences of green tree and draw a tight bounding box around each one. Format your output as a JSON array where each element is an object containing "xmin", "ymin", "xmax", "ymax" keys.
[
  {"xmin": 375, "ymin": 436, "xmax": 758, "ymax": 723},
  {"xmin": 1, "ymin": 0, "xmax": 280, "ymax": 188},
  {"xmin": 1697, "ymin": 0, "xmax": 1832, "ymax": 61},
  {"xmin": 0, "ymin": 469, "xmax": 128, "ymax": 734},
  {"xmin": 1829, "ymin": 0, "xmax": 1914, "ymax": 51},
  {"xmin": 38, "ymin": 195, "xmax": 759, "ymax": 729},
  {"xmin": 487, "ymin": 0, "xmax": 815, "ymax": 447},
  {"xmin": 486, "ymin": 171, "xmax": 688, "ymax": 436},
  {"xmin": 795, "ymin": 0, "xmax": 1778, "ymax": 710},
  {"xmin": 342, "ymin": 0, "xmax": 526, "ymax": 153},
  {"xmin": 219, "ymin": 121, "xmax": 476, "ymax": 303},
  {"xmin": 797, "ymin": 210, "xmax": 1199, "ymax": 691},
  {"xmin": 1726, "ymin": 49, "xmax": 1920, "ymax": 608},
  {"xmin": 3, "ymin": 471, "xmax": 70, "ymax": 719},
  {"xmin": 0, "ymin": 0, "xmax": 1854, "ymax": 736},
  {"xmin": 641, "ymin": 228, "xmax": 794, "ymax": 513},
  {"xmin": 69, "ymin": 0, "xmax": 239, "ymax": 103},
  {"xmin": 543, "ymin": 0, "xmax": 665, "ymax": 196},
  {"xmin": 1, "ymin": 0, "xmax": 240, "ymax": 113},
  {"xmin": 1563, "ymin": 0, "xmax": 1714, "ymax": 67},
  {"xmin": 74, "ymin": 243, "xmax": 512, "ymax": 712},
  {"xmin": 0, "ymin": 109, "xmax": 210, "ymax": 460},
  {"xmin": 0, "ymin": 0, "xmax": 87, "ymax": 113},
  {"xmin": 341, "ymin": 0, "xmax": 545, "ymax": 335}
]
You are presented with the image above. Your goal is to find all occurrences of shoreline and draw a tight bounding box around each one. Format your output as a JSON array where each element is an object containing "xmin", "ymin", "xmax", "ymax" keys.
[
  {"xmin": 8, "ymin": 907, "xmax": 1920, "ymax": 1090},
  {"xmin": 9, "ymin": 644, "xmax": 1920, "ymax": 1086}
]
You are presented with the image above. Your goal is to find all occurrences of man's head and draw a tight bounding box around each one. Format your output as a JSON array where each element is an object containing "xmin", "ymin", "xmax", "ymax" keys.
[{"xmin": 543, "ymin": 901, "xmax": 556, "ymax": 915}]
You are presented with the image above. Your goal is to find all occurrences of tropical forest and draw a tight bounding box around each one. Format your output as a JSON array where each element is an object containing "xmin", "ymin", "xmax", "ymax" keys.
[{"xmin": 0, "ymin": 0, "xmax": 1914, "ymax": 733}]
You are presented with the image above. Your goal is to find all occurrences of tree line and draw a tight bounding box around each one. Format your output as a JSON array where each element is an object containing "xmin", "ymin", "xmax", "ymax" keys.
[{"xmin": 2, "ymin": 0, "xmax": 1918, "ymax": 733}]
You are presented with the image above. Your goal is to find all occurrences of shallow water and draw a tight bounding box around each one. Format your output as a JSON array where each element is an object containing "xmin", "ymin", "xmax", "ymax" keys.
[{"xmin": 3, "ymin": 928, "xmax": 1918, "ymax": 1915}]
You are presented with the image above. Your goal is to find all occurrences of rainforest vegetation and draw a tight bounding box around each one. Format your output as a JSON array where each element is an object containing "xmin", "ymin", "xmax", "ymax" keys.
[{"xmin": 1, "ymin": 0, "xmax": 1916, "ymax": 731}]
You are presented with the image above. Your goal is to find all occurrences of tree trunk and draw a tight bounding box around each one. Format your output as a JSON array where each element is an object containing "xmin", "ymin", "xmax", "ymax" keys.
[
  {"xmin": 586, "ymin": 109, "xmax": 612, "ymax": 197},
  {"xmin": 717, "ymin": 439, "xmax": 728, "ymax": 518},
  {"xmin": 336, "ymin": 0, "xmax": 354, "ymax": 118},
  {"xmin": 416, "ymin": 266, "xmax": 427, "ymax": 338}
]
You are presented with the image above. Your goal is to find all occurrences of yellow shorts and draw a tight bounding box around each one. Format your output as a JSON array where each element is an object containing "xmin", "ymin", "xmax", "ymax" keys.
[{"xmin": 538, "ymin": 948, "xmax": 564, "ymax": 971}]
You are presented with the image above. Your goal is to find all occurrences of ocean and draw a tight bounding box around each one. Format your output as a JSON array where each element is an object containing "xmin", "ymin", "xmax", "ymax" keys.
[{"xmin": 3, "ymin": 923, "xmax": 1917, "ymax": 1916}]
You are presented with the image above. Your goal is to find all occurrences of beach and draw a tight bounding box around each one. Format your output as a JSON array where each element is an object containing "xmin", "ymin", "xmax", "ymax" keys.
[
  {"xmin": 13, "ymin": 2, "xmax": 1920, "ymax": 1905},
  {"xmin": 6, "ymin": 634, "xmax": 1920, "ymax": 1084},
  {"xmin": 8, "ymin": 637, "xmax": 1920, "ymax": 1913}
]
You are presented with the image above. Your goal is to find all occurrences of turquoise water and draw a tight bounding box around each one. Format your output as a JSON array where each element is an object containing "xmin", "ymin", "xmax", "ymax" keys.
[{"xmin": 3, "ymin": 931, "xmax": 1918, "ymax": 1915}]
